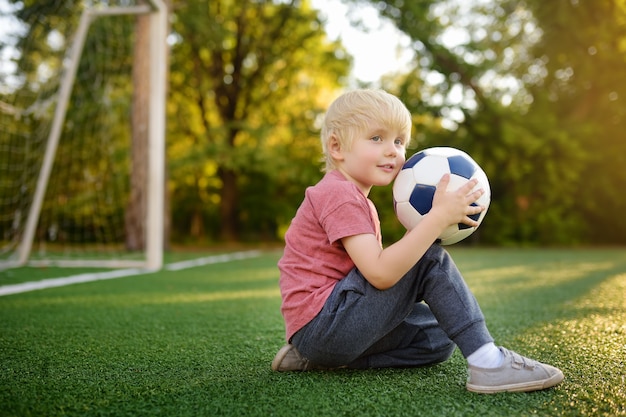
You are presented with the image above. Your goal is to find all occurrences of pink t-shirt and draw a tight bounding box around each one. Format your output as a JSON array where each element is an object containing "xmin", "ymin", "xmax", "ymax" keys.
[{"xmin": 278, "ymin": 170, "xmax": 382, "ymax": 341}]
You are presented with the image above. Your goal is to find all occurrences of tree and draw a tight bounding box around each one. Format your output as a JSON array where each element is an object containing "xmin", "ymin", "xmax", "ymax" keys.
[
  {"xmin": 367, "ymin": 0, "xmax": 626, "ymax": 244},
  {"xmin": 167, "ymin": 0, "xmax": 349, "ymax": 241},
  {"xmin": 522, "ymin": 0, "xmax": 626, "ymax": 243}
]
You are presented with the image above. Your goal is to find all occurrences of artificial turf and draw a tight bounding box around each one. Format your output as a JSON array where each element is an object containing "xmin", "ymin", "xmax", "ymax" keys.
[{"xmin": 1, "ymin": 248, "xmax": 625, "ymax": 416}]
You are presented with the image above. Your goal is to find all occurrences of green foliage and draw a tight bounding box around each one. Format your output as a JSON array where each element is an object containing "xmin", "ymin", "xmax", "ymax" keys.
[
  {"xmin": 373, "ymin": 0, "xmax": 626, "ymax": 245},
  {"xmin": 522, "ymin": 0, "xmax": 626, "ymax": 243},
  {"xmin": 167, "ymin": 0, "xmax": 348, "ymax": 241},
  {"xmin": 1, "ymin": 248, "xmax": 625, "ymax": 416},
  {"xmin": 3, "ymin": 0, "xmax": 626, "ymax": 246}
]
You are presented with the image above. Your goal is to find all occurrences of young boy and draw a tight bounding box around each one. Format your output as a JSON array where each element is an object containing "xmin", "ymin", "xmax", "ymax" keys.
[{"xmin": 271, "ymin": 89, "xmax": 564, "ymax": 394}]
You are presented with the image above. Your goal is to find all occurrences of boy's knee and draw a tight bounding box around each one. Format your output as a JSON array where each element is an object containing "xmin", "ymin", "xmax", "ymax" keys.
[{"xmin": 432, "ymin": 339, "xmax": 456, "ymax": 364}]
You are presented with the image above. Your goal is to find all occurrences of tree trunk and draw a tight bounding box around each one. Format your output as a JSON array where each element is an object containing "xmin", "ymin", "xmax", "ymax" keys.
[{"xmin": 218, "ymin": 167, "xmax": 239, "ymax": 241}]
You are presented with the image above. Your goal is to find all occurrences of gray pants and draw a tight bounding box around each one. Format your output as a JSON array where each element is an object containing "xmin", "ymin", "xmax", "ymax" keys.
[{"xmin": 291, "ymin": 244, "xmax": 493, "ymax": 368}]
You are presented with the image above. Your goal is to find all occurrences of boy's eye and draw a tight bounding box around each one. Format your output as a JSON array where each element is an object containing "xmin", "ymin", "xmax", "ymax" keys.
[
  {"xmin": 371, "ymin": 135, "xmax": 382, "ymax": 142},
  {"xmin": 395, "ymin": 138, "xmax": 405, "ymax": 145}
]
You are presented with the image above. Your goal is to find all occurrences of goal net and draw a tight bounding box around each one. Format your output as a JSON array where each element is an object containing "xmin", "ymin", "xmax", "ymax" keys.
[{"xmin": 0, "ymin": 0, "xmax": 166, "ymax": 270}]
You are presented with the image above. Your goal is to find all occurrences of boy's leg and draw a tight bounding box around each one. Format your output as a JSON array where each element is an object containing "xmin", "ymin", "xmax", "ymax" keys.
[
  {"xmin": 281, "ymin": 244, "xmax": 564, "ymax": 394},
  {"xmin": 291, "ymin": 244, "xmax": 493, "ymax": 367},
  {"xmin": 347, "ymin": 302, "xmax": 456, "ymax": 368}
]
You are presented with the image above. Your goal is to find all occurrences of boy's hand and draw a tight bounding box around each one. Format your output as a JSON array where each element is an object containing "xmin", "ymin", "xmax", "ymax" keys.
[
  {"xmin": 344, "ymin": 174, "xmax": 485, "ymax": 290},
  {"xmin": 431, "ymin": 173, "xmax": 485, "ymax": 229}
]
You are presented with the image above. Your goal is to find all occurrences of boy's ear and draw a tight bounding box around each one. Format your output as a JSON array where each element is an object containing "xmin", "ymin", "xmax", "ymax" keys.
[{"xmin": 328, "ymin": 134, "xmax": 344, "ymax": 161}]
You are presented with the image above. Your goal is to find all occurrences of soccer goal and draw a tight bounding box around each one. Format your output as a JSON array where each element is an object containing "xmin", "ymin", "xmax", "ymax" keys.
[{"xmin": 0, "ymin": 0, "xmax": 167, "ymax": 270}]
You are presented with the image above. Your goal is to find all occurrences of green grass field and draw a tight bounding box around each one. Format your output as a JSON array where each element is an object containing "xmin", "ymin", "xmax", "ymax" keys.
[{"xmin": 1, "ymin": 248, "xmax": 625, "ymax": 416}]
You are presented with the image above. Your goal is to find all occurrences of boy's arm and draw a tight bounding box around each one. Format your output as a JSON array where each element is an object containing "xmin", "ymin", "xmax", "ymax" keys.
[{"xmin": 342, "ymin": 174, "xmax": 485, "ymax": 290}]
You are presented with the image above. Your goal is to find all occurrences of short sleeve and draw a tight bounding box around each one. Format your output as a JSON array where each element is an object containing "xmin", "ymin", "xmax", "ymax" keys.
[
  {"xmin": 307, "ymin": 176, "xmax": 377, "ymax": 245},
  {"xmin": 322, "ymin": 199, "xmax": 376, "ymax": 245}
]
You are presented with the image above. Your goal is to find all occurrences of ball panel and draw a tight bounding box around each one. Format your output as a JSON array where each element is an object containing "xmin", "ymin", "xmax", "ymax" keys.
[
  {"xmin": 440, "ymin": 227, "xmax": 475, "ymax": 245},
  {"xmin": 402, "ymin": 151, "xmax": 428, "ymax": 170},
  {"xmin": 412, "ymin": 155, "xmax": 450, "ymax": 186},
  {"xmin": 408, "ymin": 184, "xmax": 436, "ymax": 215},
  {"xmin": 395, "ymin": 201, "xmax": 423, "ymax": 230},
  {"xmin": 425, "ymin": 147, "xmax": 463, "ymax": 157},
  {"xmin": 392, "ymin": 169, "xmax": 417, "ymax": 203},
  {"xmin": 448, "ymin": 155, "xmax": 476, "ymax": 179},
  {"xmin": 439, "ymin": 224, "xmax": 460, "ymax": 240},
  {"xmin": 447, "ymin": 173, "xmax": 470, "ymax": 192}
]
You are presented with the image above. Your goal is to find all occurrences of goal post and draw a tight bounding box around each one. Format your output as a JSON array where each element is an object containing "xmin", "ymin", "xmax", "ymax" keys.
[
  {"xmin": 146, "ymin": 0, "xmax": 167, "ymax": 271},
  {"xmin": 0, "ymin": 0, "xmax": 167, "ymax": 270}
]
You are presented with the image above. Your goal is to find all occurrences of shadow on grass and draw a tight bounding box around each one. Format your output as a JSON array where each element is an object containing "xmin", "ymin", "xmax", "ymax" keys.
[
  {"xmin": 457, "ymin": 248, "xmax": 626, "ymax": 332},
  {"xmin": 453, "ymin": 248, "xmax": 626, "ymax": 417}
]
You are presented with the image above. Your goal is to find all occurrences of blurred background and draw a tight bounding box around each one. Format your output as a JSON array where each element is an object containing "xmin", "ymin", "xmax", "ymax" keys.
[{"xmin": 1, "ymin": 0, "xmax": 625, "ymax": 261}]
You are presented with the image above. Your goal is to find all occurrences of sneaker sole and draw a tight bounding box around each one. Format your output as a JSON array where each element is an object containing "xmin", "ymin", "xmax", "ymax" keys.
[{"xmin": 466, "ymin": 370, "xmax": 564, "ymax": 394}]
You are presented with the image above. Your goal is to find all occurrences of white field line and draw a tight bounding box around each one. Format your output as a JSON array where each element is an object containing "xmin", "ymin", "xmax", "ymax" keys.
[
  {"xmin": 0, "ymin": 250, "xmax": 263, "ymax": 297},
  {"xmin": 0, "ymin": 268, "xmax": 147, "ymax": 296},
  {"xmin": 164, "ymin": 249, "xmax": 262, "ymax": 271}
]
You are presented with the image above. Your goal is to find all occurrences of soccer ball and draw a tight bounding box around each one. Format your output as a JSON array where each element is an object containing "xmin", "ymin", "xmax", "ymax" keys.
[{"xmin": 393, "ymin": 147, "xmax": 490, "ymax": 245}]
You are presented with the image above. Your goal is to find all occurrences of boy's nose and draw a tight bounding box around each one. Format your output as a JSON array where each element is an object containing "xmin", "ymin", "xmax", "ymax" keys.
[{"xmin": 385, "ymin": 142, "xmax": 398, "ymax": 156}]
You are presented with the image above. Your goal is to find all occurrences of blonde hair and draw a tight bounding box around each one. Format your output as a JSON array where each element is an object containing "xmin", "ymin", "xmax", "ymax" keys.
[{"xmin": 320, "ymin": 89, "xmax": 412, "ymax": 172}]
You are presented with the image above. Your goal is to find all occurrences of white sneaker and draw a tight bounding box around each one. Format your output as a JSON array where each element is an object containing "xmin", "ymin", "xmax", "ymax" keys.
[{"xmin": 466, "ymin": 347, "xmax": 564, "ymax": 393}]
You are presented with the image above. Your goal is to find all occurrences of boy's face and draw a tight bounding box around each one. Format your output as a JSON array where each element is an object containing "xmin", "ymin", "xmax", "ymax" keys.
[{"xmin": 331, "ymin": 122, "xmax": 407, "ymax": 196}]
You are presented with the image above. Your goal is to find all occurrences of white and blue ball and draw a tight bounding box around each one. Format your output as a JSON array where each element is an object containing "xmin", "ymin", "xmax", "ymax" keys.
[{"xmin": 393, "ymin": 147, "xmax": 490, "ymax": 245}]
